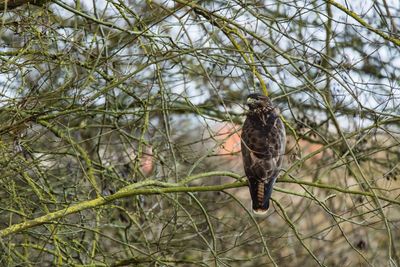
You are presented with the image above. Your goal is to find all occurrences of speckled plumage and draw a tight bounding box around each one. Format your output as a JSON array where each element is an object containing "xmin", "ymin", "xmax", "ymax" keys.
[{"xmin": 241, "ymin": 94, "xmax": 286, "ymax": 213}]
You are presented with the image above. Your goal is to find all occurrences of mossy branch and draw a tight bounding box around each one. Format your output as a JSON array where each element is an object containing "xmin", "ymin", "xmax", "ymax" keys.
[
  {"xmin": 0, "ymin": 172, "xmax": 244, "ymax": 238},
  {"xmin": 1, "ymin": 171, "xmax": 398, "ymax": 238}
]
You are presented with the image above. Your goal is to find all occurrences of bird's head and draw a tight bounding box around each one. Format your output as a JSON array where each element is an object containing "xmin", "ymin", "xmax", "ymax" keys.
[{"xmin": 245, "ymin": 93, "xmax": 273, "ymax": 111}]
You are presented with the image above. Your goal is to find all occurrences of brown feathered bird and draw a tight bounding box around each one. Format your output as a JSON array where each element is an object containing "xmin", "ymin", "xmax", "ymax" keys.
[{"xmin": 241, "ymin": 93, "xmax": 286, "ymax": 214}]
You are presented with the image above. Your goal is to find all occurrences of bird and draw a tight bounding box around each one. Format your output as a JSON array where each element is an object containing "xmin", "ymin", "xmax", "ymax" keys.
[{"xmin": 241, "ymin": 93, "xmax": 286, "ymax": 214}]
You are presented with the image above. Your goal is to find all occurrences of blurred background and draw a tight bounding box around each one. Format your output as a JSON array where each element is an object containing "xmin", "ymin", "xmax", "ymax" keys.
[{"xmin": 0, "ymin": 0, "xmax": 399, "ymax": 266}]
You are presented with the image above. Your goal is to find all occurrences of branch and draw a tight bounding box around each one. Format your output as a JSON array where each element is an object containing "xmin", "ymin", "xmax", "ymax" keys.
[
  {"xmin": 0, "ymin": 173, "xmax": 245, "ymax": 238},
  {"xmin": 1, "ymin": 169, "xmax": 399, "ymax": 238},
  {"xmin": 327, "ymin": 0, "xmax": 400, "ymax": 47}
]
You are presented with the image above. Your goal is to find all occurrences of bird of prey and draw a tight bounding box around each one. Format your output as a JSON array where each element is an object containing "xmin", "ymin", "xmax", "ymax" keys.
[{"xmin": 241, "ymin": 93, "xmax": 286, "ymax": 214}]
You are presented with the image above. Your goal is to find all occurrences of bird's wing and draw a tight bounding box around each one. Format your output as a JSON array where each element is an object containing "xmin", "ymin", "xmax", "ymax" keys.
[
  {"xmin": 241, "ymin": 115, "xmax": 285, "ymax": 176},
  {"xmin": 241, "ymin": 115, "xmax": 286, "ymax": 212}
]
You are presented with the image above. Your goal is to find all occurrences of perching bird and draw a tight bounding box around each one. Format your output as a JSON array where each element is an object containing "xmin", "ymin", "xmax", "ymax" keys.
[{"xmin": 241, "ymin": 93, "xmax": 286, "ymax": 214}]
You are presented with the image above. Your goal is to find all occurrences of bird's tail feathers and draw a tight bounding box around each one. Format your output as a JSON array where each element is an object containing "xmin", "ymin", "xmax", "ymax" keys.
[{"xmin": 249, "ymin": 178, "xmax": 275, "ymax": 215}]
